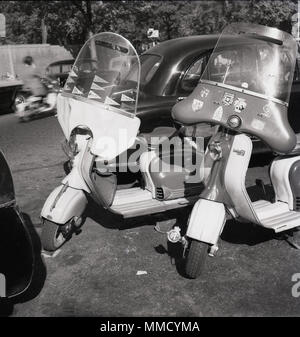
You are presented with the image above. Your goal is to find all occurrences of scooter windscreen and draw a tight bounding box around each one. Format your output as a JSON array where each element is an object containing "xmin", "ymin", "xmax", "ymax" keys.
[
  {"xmin": 0, "ymin": 151, "xmax": 34, "ymax": 298},
  {"xmin": 172, "ymin": 23, "xmax": 298, "ymax": 154},
  {"xmin": 57, "ymin": 32, "xmax": 141, "ymax": 159}
]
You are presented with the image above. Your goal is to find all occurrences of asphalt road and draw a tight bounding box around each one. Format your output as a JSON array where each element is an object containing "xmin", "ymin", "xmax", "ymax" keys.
[{"xmin": 1, "ymin": 112, "xmax": 300, "ymax": 317}]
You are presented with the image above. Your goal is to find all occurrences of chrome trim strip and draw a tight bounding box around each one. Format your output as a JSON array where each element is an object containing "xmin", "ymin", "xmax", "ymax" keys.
[
  {"xmin": 200, "ymin": 79, "xmax": 288, "ymax": 107},
  {"xmin": 61, "ymin": 92, "xmax": 135, "ymax": 118}
]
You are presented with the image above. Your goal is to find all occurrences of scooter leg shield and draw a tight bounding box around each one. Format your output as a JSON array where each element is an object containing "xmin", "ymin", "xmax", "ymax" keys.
[
  {"xmin": 186, "ymin": 199, "xmax": 226, "ymax": 245},
  {"xmin": 41, "ymin": 185, "xmax": 88, "ymax": 225}
]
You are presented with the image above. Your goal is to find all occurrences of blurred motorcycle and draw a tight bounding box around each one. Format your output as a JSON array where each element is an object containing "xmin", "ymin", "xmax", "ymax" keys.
[{"xmin": 14, "ymin": 78, "xmax": 60, "ymax": 122}]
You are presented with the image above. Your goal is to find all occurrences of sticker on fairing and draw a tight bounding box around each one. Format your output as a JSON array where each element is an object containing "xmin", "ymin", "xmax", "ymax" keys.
[
  {"xmin": 257, "ymin": 104, "xmax": 272, "ymax": 119},
  {"xmin": 251, "ymin": 119, "xmax": 265, "ymax": 131},
  {"xmin": 69, "ymin": 69, "xmax": 78, "ymax": 77},
  {"xmin": 234, "ymin": 98, "xmax": 247, "ymax": 113},
  {"xmin": 91, "ymin": 82, "xmax": 105, "ymax": 91},
  {"xmin": 213, "ymin": 106, "xmax": 223, "ymax": 121},
  {"xmin": 222, "ymin": 92, "xmax": 234, "ymax": 106},
  {"xmin": 66, "ymin": 77, "xmax": 75, "ymax": 83},
  {"xmin": 200, "ymin": 88, "xmax": 210, "ymax": 98},
  {"xmin": 88, "ymin": 90, "xmax": 102, "ymax": 99},
  {"xmin": 104, "ymin": 96, "xmax": 120, "ymax": 106},
  {"xmin": 94, "ymin": 75, "xmax": 108, "ymax": 84},
  {"xmin": 121, "ymin": 94, "xmax": 135, "ymax": 102},
  {"xmin": 72, "ymin": 86, "xmax": 83, "ymax": 95},
  {"xmin": 64, "ymin": 83, "xmax": 73, "ymax": 92},
  {"xmin": 192, "ymin": 99, "xmax": 204, "ymax": 112}
]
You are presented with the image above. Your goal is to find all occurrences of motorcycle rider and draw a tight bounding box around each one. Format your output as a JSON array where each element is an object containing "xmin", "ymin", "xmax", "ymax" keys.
[{"xmin": 21, "ymin": 55, "xmax": 48, "ymax": 106}]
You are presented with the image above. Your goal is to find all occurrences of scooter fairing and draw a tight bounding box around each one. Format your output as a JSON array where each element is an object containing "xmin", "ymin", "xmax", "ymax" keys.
[
  {"xmin": 172, "ymin": 23, "xmax": 297, "ymax": 154},
  {"xmin": 57, "ymin": 32, "xmax": 141, "ymax": 161}
]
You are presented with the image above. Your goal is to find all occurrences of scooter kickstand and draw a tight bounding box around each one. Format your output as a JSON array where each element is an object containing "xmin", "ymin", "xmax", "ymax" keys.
[
  {"xmin": 285, "ymin": 236, "xmax": 300, "ymax": 250},
  {"xmin": 278, "ymin": 230, "xmax": 300, "ymax": 250}
]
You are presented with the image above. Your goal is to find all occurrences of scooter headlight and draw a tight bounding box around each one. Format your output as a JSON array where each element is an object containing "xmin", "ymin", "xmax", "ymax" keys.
[{"xmin": 227, "ymin": 115, "xmax": 241, "ymax": 129}]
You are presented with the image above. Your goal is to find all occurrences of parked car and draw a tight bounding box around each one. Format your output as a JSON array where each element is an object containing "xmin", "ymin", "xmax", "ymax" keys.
[
  {"xmin": 135, "ymin": 35, "xmax": 300, "ymax": 155},
  {"xmin": 45, "ymin": 59, "xmax": 74, "ymax": 87},
  {"xmin": 0, "ymin": 79, "xmax": 23, "ymax": 114}
]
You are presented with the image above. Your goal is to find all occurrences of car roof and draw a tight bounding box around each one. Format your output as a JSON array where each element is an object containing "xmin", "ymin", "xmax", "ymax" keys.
[
  {"xmin": 140, "ymin": 34, "xmax": 271, "ymax": 96},
  {"xmin": 145, "ymin": 35, "xmax": 220, "ymax": 59},
  {"xmin": 47, "ymin": 59, "xmax": 74, "ymax": 67}
]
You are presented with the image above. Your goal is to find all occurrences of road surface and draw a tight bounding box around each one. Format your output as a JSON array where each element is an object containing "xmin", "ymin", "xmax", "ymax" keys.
[{"xmin": 0, "ymin": 112, "xmax": 300, "ymax": 317}]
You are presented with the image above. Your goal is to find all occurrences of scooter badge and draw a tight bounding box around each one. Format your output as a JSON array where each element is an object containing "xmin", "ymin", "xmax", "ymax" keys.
[
  {"xmin": 200, "ymin": 88, "xmax": 210, "ymax": 98},
  {"xmin": 233, "ymin": 98, "xmax": 247, "ymax": 113},
  {"xmin": 222, "ymin": 92, "xmax": 234, "ymax": 106},
  {"xmin": 192, "ymin": 99, "xmax": 204, "ymax": 112},
  {"xmin": 257, "ymin": 104, "xmax": 272, "ymax": 119},
  {"xmin": 213, "ymin": 106, "xmax": 223, "ymax": 121}
]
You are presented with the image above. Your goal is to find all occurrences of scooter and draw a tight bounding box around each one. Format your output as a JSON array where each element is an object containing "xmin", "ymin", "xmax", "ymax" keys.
[
  {"xmin": 40, "ymin": 32, "xmax": 205, "ymax": 251},
  {"xmin": 15, "ymin": 78, "xmax": 60, "ymax": 122},
  {"xmin": 0, "ymin": 150, "xmax": 34, "ymax": 298},
  {"xmin": 171, "ymin": 22, "xmax": 300, "ymax": 278}
]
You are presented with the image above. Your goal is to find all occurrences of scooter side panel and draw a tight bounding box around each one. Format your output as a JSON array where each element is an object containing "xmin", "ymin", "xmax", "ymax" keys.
[
  {"xmin": 224, "ymin": 134, "xmax": 261, "ymax": 225},
  {"xmin": 186, "ymin": 199, "xmax": 226, "ymax": 245},
  {"xmin": 41, "ymin": 185, "xmax": 87, "ymax": 225},
  {"xmin": 270, "ymin": 156, "xmax": 300, "ymax": 209}
]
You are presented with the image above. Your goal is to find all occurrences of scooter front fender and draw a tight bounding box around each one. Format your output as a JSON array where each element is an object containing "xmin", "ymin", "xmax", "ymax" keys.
[
  {"xmin": 41, "ymin": 185, "xmax": 87, "ymax": 225},
  {"xmin": 186, "ymin": 199, "xmax": 226, "ymax": 245}
]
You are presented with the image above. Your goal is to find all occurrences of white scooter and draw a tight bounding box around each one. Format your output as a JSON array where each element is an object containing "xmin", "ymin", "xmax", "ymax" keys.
[
  {"xmin": 171, "ymin": 22, "xmax": 300, "ymax": 278},
  {"xmin": 40, "ymin": 32, "xmax": 205, "ymax": 251}
]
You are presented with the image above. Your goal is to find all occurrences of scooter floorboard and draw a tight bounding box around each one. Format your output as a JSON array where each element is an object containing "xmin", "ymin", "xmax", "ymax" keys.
[
  {"xmin": 111, "ymin": 187, "xmax": 198, "ymax": 218},
  {"xmin": 253, "ymin": 200, "xmax": 300, "ymax": 232}
]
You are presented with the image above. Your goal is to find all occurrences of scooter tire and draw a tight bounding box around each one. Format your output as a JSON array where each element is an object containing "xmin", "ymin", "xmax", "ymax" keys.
[
  {"xmin": 41, "ymin": 219, "xmax": 68, "ymax": 252},
  {"xmin": 185, "ymin": 239, "xmax": 209, "ymax": 279}
]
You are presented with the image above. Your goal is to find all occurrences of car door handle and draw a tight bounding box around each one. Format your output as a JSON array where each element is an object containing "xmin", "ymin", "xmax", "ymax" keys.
[{"xmin": 176, "ymin": 96, "xmax": 186, "ymax": 102}]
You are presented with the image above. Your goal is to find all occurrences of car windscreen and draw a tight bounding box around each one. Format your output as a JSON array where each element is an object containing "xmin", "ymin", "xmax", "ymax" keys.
[
  {"xmin": 200, "ymin": 23, "xmax": 297, "ymax": 103},
  {"xmin": 124, "ymin": 54, "xmax": 161, "ymax": 86}
]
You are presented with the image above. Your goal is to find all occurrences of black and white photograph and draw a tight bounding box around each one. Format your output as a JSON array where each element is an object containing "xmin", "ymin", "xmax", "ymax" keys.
[{"xmin": 0, "ymin": 0, "xmax": 300, "ymax": 326}]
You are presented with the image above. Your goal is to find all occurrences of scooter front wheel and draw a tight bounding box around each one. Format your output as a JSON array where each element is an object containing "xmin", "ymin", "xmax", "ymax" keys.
[
  {"xmin": 185, "ymin": 239, "xmax": 210, "ymax": 279},
  {"xmin": 41, "ymin": 219, "xmax": 72, "ymax": 252}
]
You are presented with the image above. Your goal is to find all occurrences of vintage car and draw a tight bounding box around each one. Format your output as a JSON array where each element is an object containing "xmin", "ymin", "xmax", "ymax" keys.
[{"xmin": 136, "ymin": 35, "xmax": 300, "ymax": 154}]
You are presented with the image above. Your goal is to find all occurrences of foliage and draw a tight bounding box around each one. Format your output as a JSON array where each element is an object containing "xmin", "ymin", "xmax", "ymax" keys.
[{"xmin": 0, "ymin": 0, "xmax": 298, "ymax": 50}]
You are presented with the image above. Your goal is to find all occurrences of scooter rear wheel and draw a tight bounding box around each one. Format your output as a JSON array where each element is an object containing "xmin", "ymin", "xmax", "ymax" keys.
[
  {"xmin": 185, "ymin": 239, "xmax": 209, "ymax": 279},
  {"xmin": 41, "ymin": 219, "xmax": 69, "ymax": 252}
]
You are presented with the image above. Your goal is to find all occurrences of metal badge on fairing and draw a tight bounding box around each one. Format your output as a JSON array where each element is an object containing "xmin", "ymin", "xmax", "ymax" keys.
[
  {"xmin": 233, "ymin": 98, "xmax": 247, "ymax": 113},
  {"xmin": 222, "ymin": 92, "xmax": 234, "ymax": 106}
]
